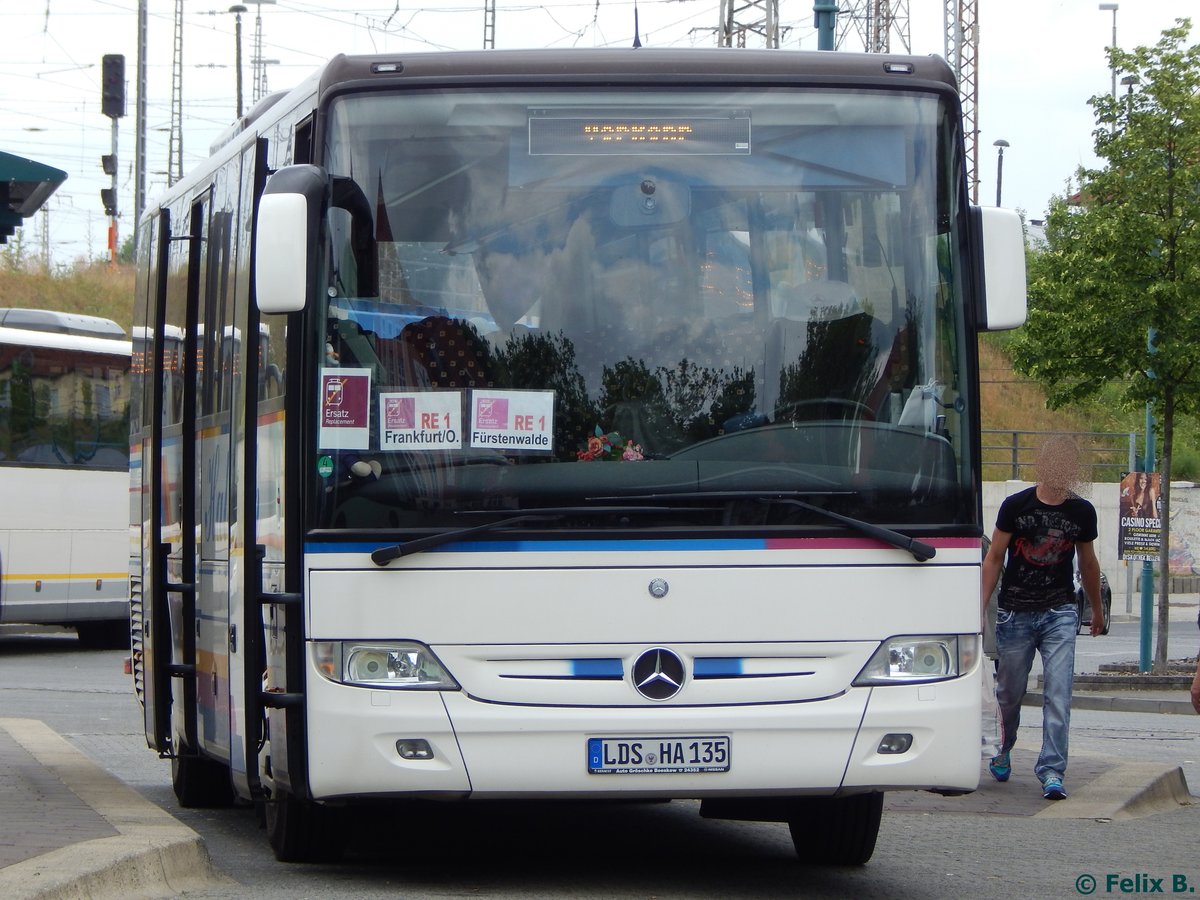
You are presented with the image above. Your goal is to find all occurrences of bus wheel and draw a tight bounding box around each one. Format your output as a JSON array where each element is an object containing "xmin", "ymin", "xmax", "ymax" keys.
[
  {"xmin": 787, "ymin": 792, "xmax": 883, "ymax": 866},
  {"xmin": 265, "ymin": 789, "xmax": 348, "ymax": 863},
  {"xmin": 76, "ymin": 619, "xmax": 130, "ymax": 650},
  {"xmin": 172, "ymin": 750, "xmax": 235, "ymax": 808}
]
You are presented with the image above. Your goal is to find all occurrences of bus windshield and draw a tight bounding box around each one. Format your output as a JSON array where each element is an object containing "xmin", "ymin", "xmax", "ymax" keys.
[{"xmin": 311, "ymin": 85, "xmax": 974, "ymax": 532}]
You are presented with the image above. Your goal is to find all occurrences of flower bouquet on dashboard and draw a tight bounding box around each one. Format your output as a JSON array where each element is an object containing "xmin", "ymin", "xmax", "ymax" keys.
[{"xmin": 576, "ymin": 426, "xmax": 644, "ymax": 461}]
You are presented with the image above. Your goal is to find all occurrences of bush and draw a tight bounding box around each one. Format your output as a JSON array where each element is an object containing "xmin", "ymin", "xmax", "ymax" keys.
[{"xmin": 1171, "ymin": 447, "xmax": 1200, "ymax": 482}]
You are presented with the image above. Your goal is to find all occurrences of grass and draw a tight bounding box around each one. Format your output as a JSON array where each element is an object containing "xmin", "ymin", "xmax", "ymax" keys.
[
  {"xmin": 979, "ymin": 333, "xmax": 1198, "ymax": 482},
  {"xmin": 0, "ymin": 262, "xmax": 134, "ymax": 328},
  {"xmin": 977, "ymin": 337, "xmax": 1124, "ymax": 482}
]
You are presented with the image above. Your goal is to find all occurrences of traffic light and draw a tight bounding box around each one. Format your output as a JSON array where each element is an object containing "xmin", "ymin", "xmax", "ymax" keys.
[
  {"xmin": 101, "ymin": 54, "xmax": 125, "ymax": 118},
  {"xmin": 100, "ymin": 154, "xmax": 116, "ymax": 176},
  {"xmin": 100, "ymin": 188, "xmax": 118, "ymax": 217}
]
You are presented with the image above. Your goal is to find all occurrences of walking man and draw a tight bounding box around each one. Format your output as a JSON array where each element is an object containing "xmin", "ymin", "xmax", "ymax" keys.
[{"xmin": 981, "ymin": 436, "xmax": 1103, "ymax": 800}]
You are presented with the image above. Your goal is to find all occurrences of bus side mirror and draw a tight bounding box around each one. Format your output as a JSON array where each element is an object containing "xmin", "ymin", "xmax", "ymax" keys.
[
  {"xmin": 255, "ymin": 165, "xmax": 328, "ymax": 314},
  {"xmin": 973, "ymin": 206, "xmax": 1027, "ymax": 331}
]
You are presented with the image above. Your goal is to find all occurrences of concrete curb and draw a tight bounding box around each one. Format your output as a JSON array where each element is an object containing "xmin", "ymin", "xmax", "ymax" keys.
[
  {"xmin": 1034, "ymin": 761, "xmax": 1193, "ymax": 821},
  {"xmin": 1023, "ymin": 689, "xmax": 1196, "ymax": 716},
  {"xmin": 0, "ymin": 719, "xmax": 230, "ymax": 900}
]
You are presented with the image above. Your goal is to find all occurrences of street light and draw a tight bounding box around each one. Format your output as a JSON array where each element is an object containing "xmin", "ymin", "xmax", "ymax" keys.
[
  {"xmin": 1120, "ymin": 74, "xmax": 1138, "ymax": 125},
  {"xmin": 993, "ymin": 139, "xmax": 1009, "ymax": 207},
  {"xmin": 1099, "ymin": 3, "xmax": 1119, "ymax": 111}
]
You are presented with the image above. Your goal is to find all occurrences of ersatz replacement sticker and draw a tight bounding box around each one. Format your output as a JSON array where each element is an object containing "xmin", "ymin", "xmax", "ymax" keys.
[
  {"xmin": 319, "ymin": 367, "xmax": 371, "ymax": 450},
  {"xmin": 469, "ymin": 389, "xmax": 555, "ymax": 452},
  {"xmin": 379, "ymin": 391, "xmax": 463, "ymax": 450}
]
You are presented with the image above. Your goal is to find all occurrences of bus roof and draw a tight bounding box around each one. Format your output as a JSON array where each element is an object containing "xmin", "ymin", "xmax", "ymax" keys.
[
  {"xmin": 0, "ymin": 307, "xmax": 126, "ymax": 339},
  {"xmin": 315, "ymin": 47, "xmax": 958, "ymax": 95}
]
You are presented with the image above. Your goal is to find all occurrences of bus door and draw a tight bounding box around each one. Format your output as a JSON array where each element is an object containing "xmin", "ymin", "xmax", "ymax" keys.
[
  {"xmin": 157, "ymin": 193, "xmax": 204, "ymax": 760},
  {"xmin": 137, "ymin": 209, "xmax": 173, "ymax": 753},
  {"xmin": 226, "ymin": 140, "xmax": 268, "ymax": 799},
  {"xmin": 195, "ymin": 180, "xmax": 235, "ymax": 763}
]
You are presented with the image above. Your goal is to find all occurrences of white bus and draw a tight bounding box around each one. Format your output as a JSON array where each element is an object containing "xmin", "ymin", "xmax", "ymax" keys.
[
  {"xmin": 131, "ymin": 47, "xmax": 1026, "ymax": 865},
  {"xmin": 0, "ymin": 307, "xmax": 132, "ymax": 647}
]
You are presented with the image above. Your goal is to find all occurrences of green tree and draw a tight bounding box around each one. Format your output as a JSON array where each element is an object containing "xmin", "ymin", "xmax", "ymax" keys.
[
  {"xmin": 1, "ymin": 227, "xmax": 29, "ymax": 272},
  {"xmin": 118, "ymin": 233, "xmax": 136, "ymax": 265},
  {"xmin": 1010, "ymin": 20, "xmax": 1200, "ymax": 673}
]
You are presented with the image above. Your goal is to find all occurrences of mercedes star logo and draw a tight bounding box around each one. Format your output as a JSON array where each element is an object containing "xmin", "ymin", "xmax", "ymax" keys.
[{"xmin": 631, "ymin": 648, "xmax": 685, "ymax": 701}]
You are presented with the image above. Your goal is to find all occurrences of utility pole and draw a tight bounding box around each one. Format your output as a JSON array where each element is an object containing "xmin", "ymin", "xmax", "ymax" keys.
[{"xmin": 231, "ymin": 5, "xmax": 248, "ymax": 118}]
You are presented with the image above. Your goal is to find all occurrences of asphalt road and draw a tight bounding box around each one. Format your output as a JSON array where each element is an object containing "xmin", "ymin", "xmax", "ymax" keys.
[{"xmin": 2, "ymin": 626, "xmax": 1198, "ymax": 899}]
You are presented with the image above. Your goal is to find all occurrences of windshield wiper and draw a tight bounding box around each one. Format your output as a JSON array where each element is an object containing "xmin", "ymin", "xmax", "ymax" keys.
[
  {"xmin": 595, "ymin": 490, "xmax": 935, "ymax": 562},
  {"xmin": 370, "ymin": 505, "xmax": 715, "ymax": 566},
  {"xmin": 765, "ymin": 497, "xmax": 936, "ymax": 562}
]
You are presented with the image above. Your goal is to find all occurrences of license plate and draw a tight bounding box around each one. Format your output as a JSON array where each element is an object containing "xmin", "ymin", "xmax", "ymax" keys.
[{"xmin": 587, "ymin": 736, "xmax": 731, "ymax": 774}]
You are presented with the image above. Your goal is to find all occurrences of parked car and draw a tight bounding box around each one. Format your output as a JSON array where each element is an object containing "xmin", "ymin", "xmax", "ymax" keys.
[{"xmin": 1075, "ymin": 561, "xmax": 1112, "ymax": 635}]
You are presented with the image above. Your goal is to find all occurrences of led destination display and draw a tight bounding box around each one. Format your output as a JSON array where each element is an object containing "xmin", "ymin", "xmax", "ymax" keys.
[{"xmin": 529, "ymin": 114, "xmax": 751, "ymax": 155}]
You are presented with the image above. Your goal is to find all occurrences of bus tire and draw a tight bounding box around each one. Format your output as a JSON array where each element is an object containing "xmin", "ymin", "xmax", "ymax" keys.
[
  {"xmin": 787, "ymin": 792, "xmax": 883, "ymax": 866},
  {"xmin": 172, "ymin": 751, "xmax": 235, "ymax": 808},
  {"xmin": 265, "ymin": 789, "xmax": 347, "ymax": 863},
  {"xmin": 76, "ymin": 619, "xmax": 130, "ymax": 650}
]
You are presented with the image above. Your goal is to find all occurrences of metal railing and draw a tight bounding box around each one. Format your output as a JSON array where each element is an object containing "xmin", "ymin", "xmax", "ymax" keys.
[{"xmin": 981, "ymin": 430, "xmax": 1137, "ymax": 483}]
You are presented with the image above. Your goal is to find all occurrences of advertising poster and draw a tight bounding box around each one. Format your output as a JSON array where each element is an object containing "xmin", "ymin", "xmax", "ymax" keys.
[
  {"xmin": 379, "ymin": 391, "xmax": 463, "ymax": 450},
  {"xmin": 318, "ymin": 367, "xmax": 371, "ymax": 450},
  {"xmin": 1118, "ymin": 471, "xmax": 1163, "ymax": 561},
  {"xmin": 469, "ymin": 389, "xmax": 555, "ymax": 452}
]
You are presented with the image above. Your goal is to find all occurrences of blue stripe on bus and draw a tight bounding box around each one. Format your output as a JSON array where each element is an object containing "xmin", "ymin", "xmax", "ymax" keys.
[
  {"xmin": 572, "ymin": 658, "xmax": 624, "ymax": 678},
  {"xmin": 693, "ymin": 658, "xmax": 744, "ymax": 678}
]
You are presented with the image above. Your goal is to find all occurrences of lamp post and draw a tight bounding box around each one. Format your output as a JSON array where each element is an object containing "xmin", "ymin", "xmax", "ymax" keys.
[
  {"xmin": 1099, "ymin": 4, "xmax": 1119, "ymax": 114},
  {"xmin": 230, "ymin": 5, "xmax": 247, "ymax": 119},
  {"xmin": 993, "ymin": 139, "xmax": 1010, "ymax": 207},
  {"xmin": 1120, "ymin": 74, "xmax": 1138, "ymax": 126}
]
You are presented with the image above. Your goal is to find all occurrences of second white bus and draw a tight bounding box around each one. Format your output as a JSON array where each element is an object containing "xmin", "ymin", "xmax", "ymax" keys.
[{"xmin": 0, "ymin": 307, "xmax": 131, "ymax": 647}]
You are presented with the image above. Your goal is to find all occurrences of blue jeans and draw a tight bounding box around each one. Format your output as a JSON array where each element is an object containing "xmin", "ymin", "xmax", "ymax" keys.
[{"xmin": 994, "ymin": 604, "xmax": 1079, "ymax": 782}]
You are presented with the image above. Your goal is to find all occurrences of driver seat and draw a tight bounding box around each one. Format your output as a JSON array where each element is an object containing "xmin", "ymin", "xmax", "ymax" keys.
[
  {"xmin": 396, "ymin": 315, "xmax": 494, "ymax": 389},
  {"xmin": 766, "ymin": 282, "xmax": 885, "ymax": 421}
]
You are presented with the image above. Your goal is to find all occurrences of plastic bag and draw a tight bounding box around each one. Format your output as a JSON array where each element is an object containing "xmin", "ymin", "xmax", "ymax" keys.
[{"xmin": 981, "ymin": 666, "xmax": 1002, "ymax": 758}]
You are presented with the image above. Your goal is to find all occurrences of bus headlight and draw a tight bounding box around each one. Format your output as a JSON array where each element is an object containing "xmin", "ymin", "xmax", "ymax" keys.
[
  {"xmin": 852, "ymin": 634, "xmax": 978, "ymax": 686},
  {"xmin": 313, "ymin": 641, "xmax": 459, "ymax": 690}
]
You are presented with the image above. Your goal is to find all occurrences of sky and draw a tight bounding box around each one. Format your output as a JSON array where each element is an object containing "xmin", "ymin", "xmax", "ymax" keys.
[{"xmin": 0, "ymin": 0, "xmax": 1192, "ymax": 266}]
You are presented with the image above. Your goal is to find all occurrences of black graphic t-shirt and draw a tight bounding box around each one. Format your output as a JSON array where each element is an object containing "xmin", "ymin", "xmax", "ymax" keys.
[{"xmin": 996, "ymin": 486, "xmax": 1098, "ymax": 612}]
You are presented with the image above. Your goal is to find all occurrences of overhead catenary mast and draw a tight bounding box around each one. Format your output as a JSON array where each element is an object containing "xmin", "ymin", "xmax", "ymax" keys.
[
  {"xmin": 483, "ymin": 0, "xmax": 496, "ymax": 49},
  {"xmin": 836, "ymin": 1, "xmax": 911, "ymax": 53},
  {"xmin": 719, "ymin": 0, "xmax": 781, "ymax": 48},
  {"xmin": 168, "ymin": 0, "xmax": 183, "ymax": 186},
  {"xmin": 249, "ymin": 1, "xmax": 278, "ymax": 103},
  {"xmin": 944, "ymin": 0, "xmax": 979, "ymax": 202}
]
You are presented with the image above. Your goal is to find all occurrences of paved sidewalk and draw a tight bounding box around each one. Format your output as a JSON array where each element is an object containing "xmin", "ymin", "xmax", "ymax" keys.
[{"xmin": 0, "ymin": 718, "xmax": 228, "ymax": 899}]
